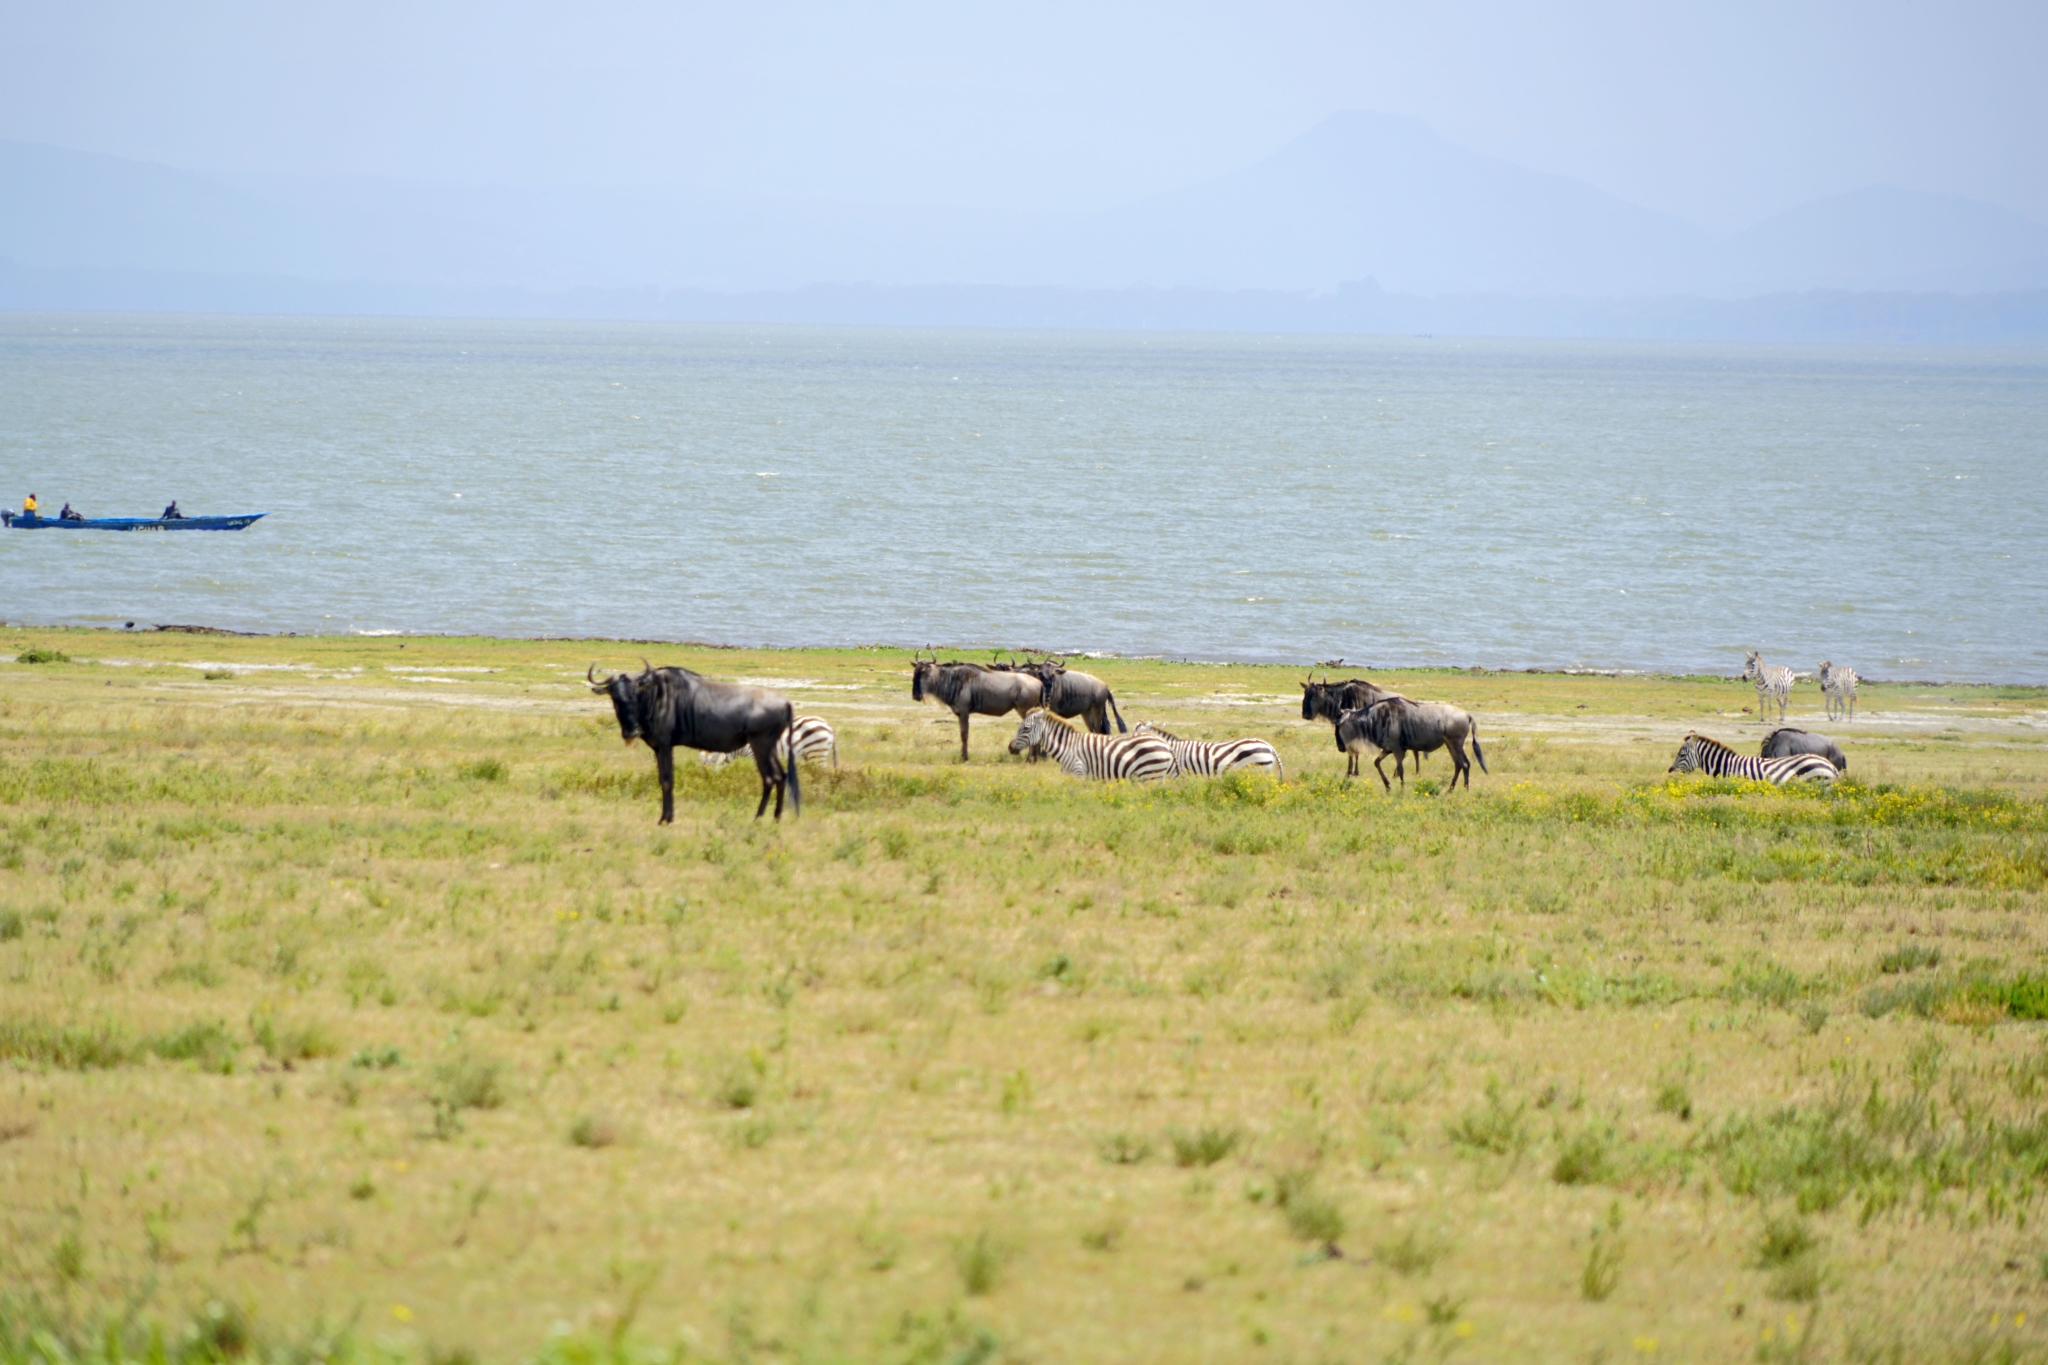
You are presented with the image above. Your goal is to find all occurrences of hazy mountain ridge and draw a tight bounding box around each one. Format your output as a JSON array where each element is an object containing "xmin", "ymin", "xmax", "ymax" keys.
[{"xmin": 4, "ymin": 113, "xmax": 2048, "ymax": 336}]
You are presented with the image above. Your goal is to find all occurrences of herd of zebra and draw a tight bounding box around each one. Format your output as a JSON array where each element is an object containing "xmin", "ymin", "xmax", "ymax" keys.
[
  {"xmin": 1745, "ymin": 650, "xmax": 1861, "ymax": 724},
  {"xmin": 586, "ymin": 648, "xmax": 1860, "ymax": 823}
]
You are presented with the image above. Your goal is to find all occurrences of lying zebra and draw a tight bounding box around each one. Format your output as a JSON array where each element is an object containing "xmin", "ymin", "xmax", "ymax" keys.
[
  {"xmin": 1008, "ymin": 711, "xmax": 1173, "ymax": 781},
  {"xmin": 1743, "ymin": 651, "xmax": 1795, "ymax": 724},
  {"xmin": 1668, "ymin": 731, "xmax": 1837, "ymax": 785},
  {"xmin": 1131, "ymin": 721, "xmax": 1283, "ymax": 779},
  {"xmin": 1819, "ymin": 661, "xmax": 1860, "ymax": 721},
  {"xmin": 702, "ymin": 715, "xmax": 837, "ymax": 769}
]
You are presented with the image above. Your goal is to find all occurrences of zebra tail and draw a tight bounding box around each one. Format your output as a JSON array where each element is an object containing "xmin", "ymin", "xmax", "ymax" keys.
[
  {"xmin": 1107, "ymin": 691, "xmax": 1127, "ymax": 733},
  {"xmin": 1471, "ymin": 722, "xmax": 1488, "ymax": 774},
  {"xmin": 783, "ymin": 710, "xmax": 802, "ymax": 817}
]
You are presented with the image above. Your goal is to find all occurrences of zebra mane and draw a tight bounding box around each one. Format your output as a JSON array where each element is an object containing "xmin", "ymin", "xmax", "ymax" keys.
[
  {"xmin": 1134, "ymin": 722, "xmax": 1182, "ymax": 741},
  {"xmin": 1684, "ymin": 731, "xmax": 1736, "ymax": 757}
]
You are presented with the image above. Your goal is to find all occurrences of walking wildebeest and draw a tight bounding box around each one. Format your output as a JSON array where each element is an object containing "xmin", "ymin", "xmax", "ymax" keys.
[
  {"xmin": 1761, "ymin": 727, "xmax": 1847, "ymax": 773},
  {"xmin": 1014, "ymin": 654, "xmax": 1127, "ymax": 734},
  {"xmin": 1301, "ymin": 676, "xmax": 1403, "ymax": 777},
  {"xmin": 1335, "ymin": 697, "xmax": 1488, "ymax": 792},
  {"xmin": 910, "ymin": 652, "xmax": 1043, "ymax": 761},
  {"xmin": 588, "ymin": 663, "xmax": 800, "ymax": 823}
]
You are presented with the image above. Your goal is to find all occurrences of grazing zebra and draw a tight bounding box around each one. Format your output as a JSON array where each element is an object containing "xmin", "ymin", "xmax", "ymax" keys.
[
  {"xmin": 1008, "ymin": 711, "xmax": 1174, "ymax": 781},
  {"xmin": 703, "ymin": 715, "xmax": 837, "ymax": 769},
  {"xmin": 1743, "ymin": 651, "xmax": 1795, "ymax": 724},
  {"xmin": 1131, "ymin": 722, "xmax": 1284, "ymax": 779},
  {"xmin": 1668, "ymin": 731, "xmax": 1837, "ymax": 785},
  {"xmin": 1818, "ymin": 661, "xmax": 1860, "ymax": 721}
]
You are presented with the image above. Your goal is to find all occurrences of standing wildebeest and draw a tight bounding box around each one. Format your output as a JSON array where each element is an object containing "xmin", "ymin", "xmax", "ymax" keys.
[
  {"xmin": 910, "ymin": 652, "xmax": 1043, "ymax": 761},
  {"xmin": 1819, "ymin": 661, "xmax": 1860, "ymax": 722},
  {"xmin": 1670, "ymin": 732, "xmax": 1836, "ymax": 785},
  {"xmin": 1335, "ymin": 697, "xmax": 1488, "ymax": 792},
  {"xmin": 1014, "ymin": 655, "xmax": 1127, "ymax": 734},
  {"xmin": 589, "ymin": 663, "xmax": 800, "ymax": 823},
  {"xmin": 1744, "ymin": 651, "xmax": 1795, "ymax": 724},
  {"xmin": 1302, "ymin": 676, "xmax": 1403, "ymax": 777},
  {"xmin": 1761, "ymin": 727, "xmax": 1847, "ymax": 773}
]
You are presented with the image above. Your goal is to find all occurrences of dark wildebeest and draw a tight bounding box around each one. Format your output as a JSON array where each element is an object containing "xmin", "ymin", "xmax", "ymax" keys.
[
  {"xmin": 1301, "ymin": 676, "xmax": 1403, "ymax": 777},
  {"xmin": 1014, "ymin": 654, "xmax": 1127, "ymax": 735},
  {"xmin": 1335, "ymin": 697, "xmax": 1488, "ymax": 792},
  {"xmin": 588, "ymin": 663, "xmax": 800, "ymax": 823},
  {"xmin": 1761, "ymin": 727, "xmax": 1847, "ymax": 773},
  {"xmin": 910, "ymin": 652, "xmax": 1043, "ymax": 761}
]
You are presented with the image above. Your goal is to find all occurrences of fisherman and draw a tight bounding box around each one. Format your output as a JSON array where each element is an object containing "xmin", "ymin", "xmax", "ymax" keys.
[
  {"xmin": 59, "ymin": 502, "xmax": 84, "ymax": 522},
  {"xmin": 23, "ymin": 493, "xmax": 37, "ymax": 516},
  {"xmin": 161, "ymin": 500, "xmax": 185, "ymax": 520}
]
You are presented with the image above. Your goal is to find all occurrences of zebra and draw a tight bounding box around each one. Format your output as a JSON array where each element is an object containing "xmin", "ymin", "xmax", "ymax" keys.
[
  {"xmin": 703, "ymin": 715, "xmax": 837, "ymax": 769},
  {"xmin": 1668, "ymin": 731, "xmax": 1837, "ymax": 785},
  {"xmin": 1008, "ymin": 711, "xmax": 1174, "ymax": 781},
  {"xmin": 1131, "ymin": 722, "xmax": 1284, "ymax": 779},
  {"xmin": 1818, "ymin": 661, "xmax": 1860, "ymax": 722},
  {"xmin": 1743, "ymin": 651, "xmax": 1795, "ymax": 724}
]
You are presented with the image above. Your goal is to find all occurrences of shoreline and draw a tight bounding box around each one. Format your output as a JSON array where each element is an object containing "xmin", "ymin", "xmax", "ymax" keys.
[{"xmin": 4, "ymin": 619, "xmax": 2043, "ymax": 692}]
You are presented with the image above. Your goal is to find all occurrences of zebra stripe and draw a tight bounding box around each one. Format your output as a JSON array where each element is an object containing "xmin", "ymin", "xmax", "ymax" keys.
[
  {"xmin": 1669, "ymin": 731, "xmax": 1837, "ymax": 785},
  {"xmin": 702, "ymin": 715, "xmax": 837, "ymax": 768},
  {"xmin": 1819, "ymin": 661, "xmax": 1860, "ymax": 722},
  {"xmin": 1009, "ymin": 711, "xmax": 1174, "ymax": 781},
  {"xmin": 1131, "ymin": 722, "xmax": 1284, "ymax": 779},
  {"xmin": 1743, "ymin": 651, "xmax": 1795, "ymax": 724}
]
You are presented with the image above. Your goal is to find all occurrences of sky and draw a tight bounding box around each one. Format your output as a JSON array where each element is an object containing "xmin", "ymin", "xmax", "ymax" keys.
[{"xmin": 0, "ymin": 0, "xmax": 2043, "ymax": 231}]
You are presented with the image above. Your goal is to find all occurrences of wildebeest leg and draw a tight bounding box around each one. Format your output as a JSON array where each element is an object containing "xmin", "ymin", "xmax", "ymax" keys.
[
  {"xmin": 1085, "ymin": 702, "xmax": 1109, "ymax": 735},
  {"xmin": 1447, "ymin": 739, "xmax": 1469, "ymax": 790},
  {"xmin": 1373, "ymin": 751, "xmax": 1392, "ymax": 792},
  {"xmin": 957, "ymin": 708, "xmax": 972, "ymax": 762},
  {"xmin": 655, "ymin": 744, "xmax": 676, "ymax": 824},
  {"xmin": 752, "ymin": 751, "xmax": 775, "ymax": 819}
]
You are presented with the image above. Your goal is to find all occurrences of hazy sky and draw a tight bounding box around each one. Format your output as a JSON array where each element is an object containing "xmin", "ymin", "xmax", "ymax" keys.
[{"xmin": 2, "ymin": 0, "xmax": 2042, "ymax": 230}]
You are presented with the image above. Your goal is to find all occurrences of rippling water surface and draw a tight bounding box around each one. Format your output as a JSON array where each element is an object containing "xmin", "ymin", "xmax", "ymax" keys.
[{"xmin": 2, "ymin": 313, "xmax": 2043, "ymax": 680}]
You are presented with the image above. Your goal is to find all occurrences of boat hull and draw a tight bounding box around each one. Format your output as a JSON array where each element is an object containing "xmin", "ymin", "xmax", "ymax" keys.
[{"xmin": 3, "ymin": 512, "xmax": 267, "ymax": 531}]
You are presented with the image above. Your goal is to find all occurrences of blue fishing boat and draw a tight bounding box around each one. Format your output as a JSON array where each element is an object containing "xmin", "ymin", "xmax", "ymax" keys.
[{"xmin": 3, "ymin": 511, "xmax": 267, "ymax": 531}]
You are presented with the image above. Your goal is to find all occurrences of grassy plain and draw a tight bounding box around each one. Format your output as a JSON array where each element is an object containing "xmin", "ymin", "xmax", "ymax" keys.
[{"xmin": 3, "ymin": 625, "xmax": 2048, "ymax": 1364}]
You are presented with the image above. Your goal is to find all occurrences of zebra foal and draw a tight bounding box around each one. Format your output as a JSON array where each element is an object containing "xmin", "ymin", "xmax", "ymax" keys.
[
  {"xmin": 1009, "ymin": 711, "xmax": 1173, "ymax": 781},
  {"xmin": 1131, "ymin": 722, "xmax": 1284, "ymax": 780},
  {"xmin": 1743, "ymin": 651, "xmax": 1795, "ymax": 723},
  {"xmin": 1668, "ymin": 732, "xmax": 1837, "ymax": 785},
  {"xmin": 703, "ymin": 715, "xmax": 837, "ymax": 769},
  {"xmin": 1819, "ymin": 661, "xmax": 1860, "ymax": 721}
]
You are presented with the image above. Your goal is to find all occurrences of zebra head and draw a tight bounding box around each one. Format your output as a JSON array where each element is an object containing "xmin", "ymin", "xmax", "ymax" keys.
[
  {"xmin": 1668, "ymin": 732, "xmax": 1707, "ymax": 773},
  {"xmin": 588, "ymin": 664, "xmax": 643, "ymax": 745},
  {"xmin": 1008, "ymin": 710, "xmax": 1051, "ymax": 757},
  {"xmin": 1742, "ymin": 651, "xmax": 1762, "ymax": 682},
  {"xmin": 1818, "ymin": 661, "xmax": 1832, "ymax": 686}
]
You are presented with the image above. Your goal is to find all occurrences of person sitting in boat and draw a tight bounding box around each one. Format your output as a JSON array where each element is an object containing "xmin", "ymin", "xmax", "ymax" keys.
[
  {"xmin": 161, "ymin": 500, "xmax": 184, "ymax": 520},
  {"xmin": 59, "ymin": 502, "xmax": 84, "ymax": 522},
  {"xmin": 23, "ymin": 493, "xmax": 37, "ymax": 516}
]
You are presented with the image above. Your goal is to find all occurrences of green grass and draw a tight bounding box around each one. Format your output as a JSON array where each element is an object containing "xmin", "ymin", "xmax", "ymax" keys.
[{"xmin": 2, "ymin": 627, "xmax": 2047, "ymax": 1362}]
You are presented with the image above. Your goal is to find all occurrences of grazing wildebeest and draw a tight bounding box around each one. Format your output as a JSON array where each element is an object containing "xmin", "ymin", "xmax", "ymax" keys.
[
  {"xmin": 1301, "ymin": 676, "xmax": 1403, "ymax": 776},
  {"xmin": 702, "ymin": 714, "xmax": 837, "ymax": 769},
  {"xmin": 1014, "ymin": 655, "xmax": 1127, "ymax": 734},
  {"xmin": 1761, "ymin": 727, "xmax": 1847, "ymax": 773},
  {"xmin": 1819, "ymin": 661, "xmax": 1860, "ymax": 722},
  {"xmin": 588, "ymin": 663, "xmax": 800, "ymax": 823},
  {"xmin": 910, "ymin": 652, "xmax": 1043, "ymax": 761},
  {"xmin": 1744, "ymin": 651, "xmax": 1795, "ymax": 724},
  {"xmin": 1335, "ymin": 697, "xmax": 1487, "ymax": 792},
  {"xmin": 1007, "ymin": 711, "xmax": 1173, "ymax": 781},
  {"xmin": 1131, "ymin": 722, "xmax": 1283, "ymax": 779},
  {"xmin": 1670, "ymin": 731, "xmax": 1836, "ymax": 785}
]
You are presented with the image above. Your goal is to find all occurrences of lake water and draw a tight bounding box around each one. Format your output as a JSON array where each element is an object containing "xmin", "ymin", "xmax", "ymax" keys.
[{"xmin": 2, "ymin": 312, "xmax": 2043, "ymax": 681}]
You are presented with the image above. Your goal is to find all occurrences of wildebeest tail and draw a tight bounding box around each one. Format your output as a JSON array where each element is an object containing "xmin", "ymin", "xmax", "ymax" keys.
[
  {"xmin": 1471, "ymin": 720, "xmax": 1488, "ymax": 774},
  {"xmin": 1106, "ymin": 690, "xmax": 1127, "ymax": 733},
  {"xmin": 782, "ymin": 707, "xmax": 802, "ymax": 817}
]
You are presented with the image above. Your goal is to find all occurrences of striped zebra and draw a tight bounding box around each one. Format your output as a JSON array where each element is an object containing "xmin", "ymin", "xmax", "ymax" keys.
[
  {"xmin": 1008, "ymin": 711, "xmax": 1173, "ymax": 781},
  {"xmin": 1668, "ymin": 731, "xmax": 1837, "ymax": 785},
  {"xmin": 1819, "ymin": 661, "xmax": 1860, "ymax": 721},
  {"xmin": 702, "ymin": 715, "xmax": 837, "ymax": 769},
  {"xmin": 1131, "ymin": 722, "xmax": 1284, "ymax": 780},
  {"xmin": 1743, "ymin": 651, "xmax": 1795, "ymax": 724}
]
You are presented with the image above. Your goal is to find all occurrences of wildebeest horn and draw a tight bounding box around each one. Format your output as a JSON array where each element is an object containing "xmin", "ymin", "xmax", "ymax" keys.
[
  {"xmin": 640, "ymin": 655, "xmax": 654, "ymax": 674},
  {"xmin": 587, "ymin": 662, "xmax": 606, "ymax": 692}
]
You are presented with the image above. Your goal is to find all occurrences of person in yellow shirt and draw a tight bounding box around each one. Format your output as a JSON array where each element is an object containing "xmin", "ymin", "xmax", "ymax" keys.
[{"xmin": 23, "ymin": 493, "xmax": 37, "ymax": 515}]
